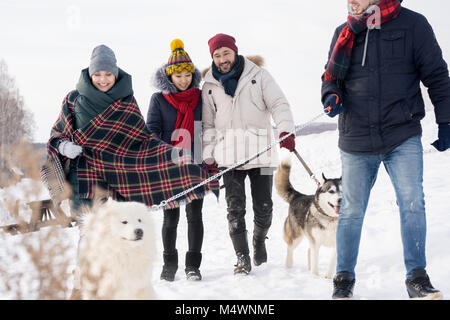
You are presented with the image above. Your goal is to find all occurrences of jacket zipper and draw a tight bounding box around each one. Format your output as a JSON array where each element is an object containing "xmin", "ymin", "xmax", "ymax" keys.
[{"xmin": 362, "ymin": 28, "xmax": 370, "ymax": 67}]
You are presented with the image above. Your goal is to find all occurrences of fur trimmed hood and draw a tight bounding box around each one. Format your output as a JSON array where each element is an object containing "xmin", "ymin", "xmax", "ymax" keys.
[
  {"xmin": 152, "ymin": 66, "xmax": 202, "ymax": 94},
  {"xmin": 202, "ymin": 55, "xmax": 265, "ymax": 78}
]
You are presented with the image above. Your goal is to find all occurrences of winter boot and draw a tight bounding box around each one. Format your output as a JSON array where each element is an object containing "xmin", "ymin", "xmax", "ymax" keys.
[
  {"xmin": 185, "ymin": 251, "xmax": 202, "ymax": 281},
  {"xmin": 405, "ymin": 269, "xmax": 443, "ymax": 300},
  {"xmin": 230, "ymin": 231, "xmax": 251, "ymax": 275},
  {"xmin": 160, "ymin": 250, "xmax": 178, "ymax": 281},
  {"xmin": 234, "ymin": 253, "xmax": 252, "ymax": 275},
  {"xmin": 332, "ymin": 272, "xmax": 355, "ymax": 300},
  {"xmin": 253, "ymin": 226, "xmax": 269, "ymax": 266}
]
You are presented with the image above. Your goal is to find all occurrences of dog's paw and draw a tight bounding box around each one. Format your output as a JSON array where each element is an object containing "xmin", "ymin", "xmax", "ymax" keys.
[{"xmin": 285, "ymin": 255, "xmax": 294, "ymax": 268}]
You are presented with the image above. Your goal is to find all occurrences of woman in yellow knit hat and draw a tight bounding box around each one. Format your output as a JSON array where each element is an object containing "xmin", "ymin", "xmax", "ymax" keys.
[{"xmin": 146, "ymin": 39, "xmax": 206, "ymax": 281}]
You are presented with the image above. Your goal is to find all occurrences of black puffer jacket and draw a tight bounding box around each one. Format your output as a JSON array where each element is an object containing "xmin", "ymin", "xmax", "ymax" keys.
[{"xmin": 322, "ymin": 7, "xmax": 450, "ymax": 154}]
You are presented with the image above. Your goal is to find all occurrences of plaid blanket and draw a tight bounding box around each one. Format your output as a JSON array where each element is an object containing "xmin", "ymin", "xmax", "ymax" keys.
[
  {"xmin": 40, "ymin": 155, "xmax": 68, "ymax": 204},
  {"xmin": 324, "ymin": 0, "xmax": 402, "ymax": 82},
  {"xmin": 46, "ymin": 90, "xmax": 219, "ymax": 209}
]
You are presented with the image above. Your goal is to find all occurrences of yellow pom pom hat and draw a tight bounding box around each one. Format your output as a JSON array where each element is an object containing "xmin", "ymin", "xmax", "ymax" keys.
[{"xmin": 165, "ymin": 39, "xmax": 195, "ymax": 76}]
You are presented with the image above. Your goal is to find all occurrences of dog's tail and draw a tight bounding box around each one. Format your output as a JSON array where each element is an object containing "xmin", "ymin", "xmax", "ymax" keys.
[{"xmin": 275, "ymin": 158, "xmax": 302, "ymax": 204}]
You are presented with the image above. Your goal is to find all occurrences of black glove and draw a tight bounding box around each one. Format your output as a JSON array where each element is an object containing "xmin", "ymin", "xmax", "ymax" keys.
[
  {"xmin": 431, "ymin": 124, "xmax": 450, "ymax": 152},
  {"xmin": 323, "ymin": 94, "xmax": 344, "ymax": 118}
]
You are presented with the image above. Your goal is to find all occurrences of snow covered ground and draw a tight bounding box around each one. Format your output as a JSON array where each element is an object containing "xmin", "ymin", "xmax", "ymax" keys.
[{"xmin": 0, "ymin": 111, "xmax": 449, "ymax": 301}]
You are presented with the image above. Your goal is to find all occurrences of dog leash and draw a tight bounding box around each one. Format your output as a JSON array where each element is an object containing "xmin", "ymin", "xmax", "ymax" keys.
[
  {"xmin": 292, "ymin": 149, "xmax": 321, "ymax": 187},
  {"xmin": 150, "ymin": 111, "xmax": 328, "ymax": 211}
]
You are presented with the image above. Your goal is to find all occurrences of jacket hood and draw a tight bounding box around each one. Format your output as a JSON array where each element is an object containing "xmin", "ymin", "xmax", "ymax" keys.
[
  {"xmin": 152, "ymin": 65, "xmax": 202, "ymax": 94},
  {"xmin": 202, "ymin": 55, "xmax": 265, "ymax": 79}
]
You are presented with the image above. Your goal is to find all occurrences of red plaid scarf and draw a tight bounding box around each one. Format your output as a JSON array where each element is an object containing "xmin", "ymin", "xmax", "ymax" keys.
[
  {"xmin": 324, "ymin": 0, "xmax": 402, "ymax": 82},
  {"xmin": 163, "ymin": 88, "xmax": 200, "ymax": 150},
  {"xmin": 46, "ymin": 90, "xmax": 219, "ymax": 209}
]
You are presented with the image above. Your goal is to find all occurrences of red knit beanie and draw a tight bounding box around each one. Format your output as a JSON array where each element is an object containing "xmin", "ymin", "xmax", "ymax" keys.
[{"xmin": 208, "ymin": 33, "xmax": 238, "ymax": 57}]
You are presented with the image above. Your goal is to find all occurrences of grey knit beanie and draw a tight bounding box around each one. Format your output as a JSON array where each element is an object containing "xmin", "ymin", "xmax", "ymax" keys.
[{"xmin": 88, "ymin": 45, "xmax": 119, "ymax": 78}]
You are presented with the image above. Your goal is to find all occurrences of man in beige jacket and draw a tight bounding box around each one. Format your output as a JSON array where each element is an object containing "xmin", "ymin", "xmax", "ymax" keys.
[{"xmin": 202, "ymin": 33, "xmax": 296, "ymax": 275}]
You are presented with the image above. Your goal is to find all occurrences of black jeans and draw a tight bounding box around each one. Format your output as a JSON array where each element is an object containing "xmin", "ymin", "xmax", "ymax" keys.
[
  {"xmin": 222, "ymin": 168, "xmax": 273, "ymax": 235},
  {"xmin": 161, "ymin": 199, "xmax": 204, "ymax": 254},
  {"xmin": 67, "ymin": 158, "xmax": 93, "ymax": 214},
  {"xmin": 68, "ymin": 157, "xmax": 110, "ymax": 215}
]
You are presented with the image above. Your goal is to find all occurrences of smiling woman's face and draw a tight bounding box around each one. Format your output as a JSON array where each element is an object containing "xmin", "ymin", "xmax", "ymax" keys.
[
  {"xmin": 91, "ymin": 71, "xmax": 116, "ymax": 92},
  {"xmin": 171, "ymin": 72, "xmax": 193, "ymax": 92}
]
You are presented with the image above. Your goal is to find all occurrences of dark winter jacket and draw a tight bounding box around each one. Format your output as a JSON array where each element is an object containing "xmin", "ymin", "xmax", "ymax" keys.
[
  {"xmin": 322, "ymin": 7, "xmax": 450, "ymax": 154},
  {"xmin": 146, "ymin": 66, "xmax": 203, "ymax": 147}
]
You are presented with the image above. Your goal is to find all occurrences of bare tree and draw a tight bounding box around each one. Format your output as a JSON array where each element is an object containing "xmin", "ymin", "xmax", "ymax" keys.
[{"xmin": 0, "ymin": 59, "xmax": 36, "ymax": 179}]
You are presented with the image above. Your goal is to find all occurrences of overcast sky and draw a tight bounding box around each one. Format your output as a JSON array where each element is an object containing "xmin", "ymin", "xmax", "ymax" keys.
[{"xmin": 1, "ymin": 0, "xmax": 449, "ymax": 143}]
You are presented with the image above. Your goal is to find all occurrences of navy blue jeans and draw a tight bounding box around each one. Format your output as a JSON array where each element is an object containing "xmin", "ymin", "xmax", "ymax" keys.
[{"xmin": 337, "ymin": 136, "xmax": 427, "ymax": 280}]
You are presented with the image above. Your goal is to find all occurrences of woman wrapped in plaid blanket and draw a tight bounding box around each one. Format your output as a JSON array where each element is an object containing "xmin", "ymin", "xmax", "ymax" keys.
[{"xmin": 45, "ymin": 44, "xmax": 219, "ymax": 215}]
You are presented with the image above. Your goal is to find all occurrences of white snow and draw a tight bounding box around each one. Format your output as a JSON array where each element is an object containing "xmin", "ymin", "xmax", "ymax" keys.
[{"xmin": 1, "ymin": 109, "xmax": 448, "ymax": 301}]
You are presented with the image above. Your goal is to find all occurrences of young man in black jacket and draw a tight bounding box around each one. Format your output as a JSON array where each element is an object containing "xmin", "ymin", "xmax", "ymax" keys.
[{"xmin": 322, "ymin": 0, "xmax": 449, "ymax": 299}]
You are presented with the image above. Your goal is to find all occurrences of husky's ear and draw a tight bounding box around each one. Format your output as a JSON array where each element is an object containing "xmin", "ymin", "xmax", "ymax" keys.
[{"xmin": 321, "ymin": 173, "xmax": 327, "ymax": 185}]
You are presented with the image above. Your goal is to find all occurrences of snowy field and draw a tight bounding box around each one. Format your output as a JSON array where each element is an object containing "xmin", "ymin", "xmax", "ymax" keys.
[{"xmin": 0, "ymin": 111, "xmax": 449, "ymax": 301}]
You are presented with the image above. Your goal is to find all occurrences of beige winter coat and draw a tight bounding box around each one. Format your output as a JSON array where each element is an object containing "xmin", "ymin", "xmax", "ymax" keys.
[{"xmin": 202, "ymin": 56, "xmax": 295, "ymax": 170}]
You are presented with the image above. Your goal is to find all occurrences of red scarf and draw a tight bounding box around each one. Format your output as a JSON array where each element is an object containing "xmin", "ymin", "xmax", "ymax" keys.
[
  {"xmin": 324, "ymin": 0, "xmax": 402, "ymax": 82},
  {"xmin": 163, "ymin": 88, "xmax": 200, "ymax": 149}
]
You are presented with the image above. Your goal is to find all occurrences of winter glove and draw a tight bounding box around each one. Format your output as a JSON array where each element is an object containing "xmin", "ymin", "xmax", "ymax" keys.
[
  {"xmin": 323, "ymin": 94, "xmax": 344, "ymax": 118},
  {"xmin": 58, "ymin": 140, "xmax": 83, "ymax": 159},
  {"xmin": 203, "ymin": 158, "xmax": 220, "ymax": 175},
  {"xmin": 279, "ymin": 132, "xmax": 296, "ymax": 152},
  {"xmin": 431, "ymin": 123, "xmax": 450, "ymax": 152}
]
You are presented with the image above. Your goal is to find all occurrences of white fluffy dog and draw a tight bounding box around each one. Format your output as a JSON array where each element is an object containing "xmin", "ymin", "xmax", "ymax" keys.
[{"xmin": 77, "ymin": 199, "xmax": 155, "ymax": 300}]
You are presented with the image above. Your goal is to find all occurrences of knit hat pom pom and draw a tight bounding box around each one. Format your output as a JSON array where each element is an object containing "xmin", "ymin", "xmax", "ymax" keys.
[{"xmin": 170, "ymin": 39, "xmax": 184, "ymax": 52}]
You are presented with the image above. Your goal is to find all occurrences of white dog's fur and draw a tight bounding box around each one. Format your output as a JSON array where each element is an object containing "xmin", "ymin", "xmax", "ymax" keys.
[{"xmin": 77, "ymin": 199, "xmax": 155, "ymax": 300}]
